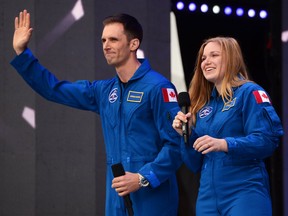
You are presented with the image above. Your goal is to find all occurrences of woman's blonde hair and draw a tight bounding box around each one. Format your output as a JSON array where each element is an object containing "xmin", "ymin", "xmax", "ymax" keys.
[{"xmin": 189, "ymin": 37, "xmax": 251, "ymax": 125}]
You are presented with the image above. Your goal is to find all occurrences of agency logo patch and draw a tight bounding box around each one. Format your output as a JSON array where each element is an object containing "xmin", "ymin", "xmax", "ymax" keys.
[
  {"xmin": 109, "ymin": 88, "xmax": 118, "ymax": 103},
  {"xmin": 199, "ymin": 106, "xmax": 213, "ymax": 118}
]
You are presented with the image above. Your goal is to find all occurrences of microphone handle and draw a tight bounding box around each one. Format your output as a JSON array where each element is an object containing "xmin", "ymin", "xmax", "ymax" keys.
[
  {"xmin": 181, "ymin": 106, "xmax": 189, "ymax": 145},
  {"xmin": 111, "ymin": 163, "xmax": 134, "ymax": 216}
]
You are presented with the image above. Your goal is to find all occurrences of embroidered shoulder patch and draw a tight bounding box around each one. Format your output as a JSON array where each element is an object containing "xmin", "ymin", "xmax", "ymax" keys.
[
  {"xmin": 162, "ymin": 88, "xmax": 177, "ymax": 102},
  {"xmin": 253, "ymin": 90, "xmax": 271, "ymax": 104}
]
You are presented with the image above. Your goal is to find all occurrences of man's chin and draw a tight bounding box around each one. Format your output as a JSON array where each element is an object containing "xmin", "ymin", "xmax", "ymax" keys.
[
  {"xmin": 105, "ymin": 58, "xmax": 112, "ymax": 64},
  {"xmin": 106, "ymin": 61, "xmax": 114, "ymax": 66}
]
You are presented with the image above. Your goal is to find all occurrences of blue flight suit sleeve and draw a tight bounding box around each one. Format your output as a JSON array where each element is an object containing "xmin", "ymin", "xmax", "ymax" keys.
[
  {"xmin": 138, "ymin": 85, "xmax": 183, "ymax": 188},
  {"xmin": 180, "ymin": 130, "xmax": 203, "ymax": 173},
  {"xmin": 10, "ymin": 48, "xmax": 100, "ymax": 112},
  {"xmin": 225, "ymin": 84, "xmax": 283, "ymax": 159}
]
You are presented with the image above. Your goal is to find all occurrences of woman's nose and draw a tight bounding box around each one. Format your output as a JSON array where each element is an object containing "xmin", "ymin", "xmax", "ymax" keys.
[{"xmin": 205, "ymin": 57, "xmax": 211, "ymax": 64}]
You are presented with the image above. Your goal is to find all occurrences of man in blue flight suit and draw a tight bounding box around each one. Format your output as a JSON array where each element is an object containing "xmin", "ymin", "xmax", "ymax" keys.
[{"xmin": 11, "ymin": 10, "xmax": 182, "ymax": 216}]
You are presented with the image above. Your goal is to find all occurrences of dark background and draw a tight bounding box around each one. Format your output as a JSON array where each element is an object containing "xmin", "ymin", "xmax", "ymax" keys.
[
  {"xmin": 281, "ymin": 0, "xmax": 288, "ymax": 214},
  {"xmin": 0, "ymin": 0, "xmax": 286, "ymax": 215}
]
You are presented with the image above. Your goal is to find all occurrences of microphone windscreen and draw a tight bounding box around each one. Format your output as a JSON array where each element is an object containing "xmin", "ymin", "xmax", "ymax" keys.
[
  {"xmin": 178, "ymin": 92, "xmax": 191, "ymax": 107},
  {"xmin": 111, "ymin": 163, "xmax": 125, "ymax": 177}
]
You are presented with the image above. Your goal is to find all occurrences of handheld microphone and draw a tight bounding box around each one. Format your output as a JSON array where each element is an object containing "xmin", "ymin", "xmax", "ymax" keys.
[
  {"xmin": 178, "ymin": 92, "xmax": 191, "ymax": 145},
  {"xmin": 111, "ymin": 163, "xmax": 134, "ymax": 216}
]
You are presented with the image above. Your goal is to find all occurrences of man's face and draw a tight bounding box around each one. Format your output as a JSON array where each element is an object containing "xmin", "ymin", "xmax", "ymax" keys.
[{"xmin": 101, "ymin": 23, "xmax": 131, "ymax": 67}]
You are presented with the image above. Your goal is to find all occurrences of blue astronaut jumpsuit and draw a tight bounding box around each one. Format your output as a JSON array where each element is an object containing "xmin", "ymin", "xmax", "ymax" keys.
[
  {"xmin": 11, "ymin": 49, "xmax": 182, "ymax": 216},
  {"xmin": 182, "ymin": 82, "xmax": 283, "ymax": 216}
]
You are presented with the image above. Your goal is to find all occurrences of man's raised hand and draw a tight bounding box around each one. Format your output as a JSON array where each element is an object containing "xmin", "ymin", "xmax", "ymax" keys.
[{"xmin": 13, "ymin": 10, "xmax": 33, "ymax": 55}]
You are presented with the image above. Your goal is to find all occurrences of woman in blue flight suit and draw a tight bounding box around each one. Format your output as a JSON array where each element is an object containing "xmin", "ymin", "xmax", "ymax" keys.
[{"xmin": 173, "ymin": 37, "xmax": 283, "ymax": 216}]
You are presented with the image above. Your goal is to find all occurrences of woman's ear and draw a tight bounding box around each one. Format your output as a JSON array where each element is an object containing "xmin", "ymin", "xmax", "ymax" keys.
[{"xmin": 130, "ymin": 38, "xmax": 140, "ymax": 51}]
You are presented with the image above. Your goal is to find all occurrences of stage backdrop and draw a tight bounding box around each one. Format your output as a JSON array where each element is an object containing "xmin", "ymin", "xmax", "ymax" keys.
[{"xmin": 0, "ymin": 1, "xmax": 170, "ymax": 215}]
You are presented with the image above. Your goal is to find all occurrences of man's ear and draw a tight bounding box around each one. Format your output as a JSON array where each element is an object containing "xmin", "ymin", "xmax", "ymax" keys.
[{"xmin": 130, "ymin": 38, "xmax": 140, "ymax": 51}]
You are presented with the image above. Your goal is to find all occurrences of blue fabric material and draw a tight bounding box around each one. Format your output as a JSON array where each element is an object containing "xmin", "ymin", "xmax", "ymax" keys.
[
  {"xmin": 182, "ymin": 82, "xmax": 283, "ymax": 215},
  {"xmin": 11, "ymin": 49, "xmax": 183, "ymax": 216}
]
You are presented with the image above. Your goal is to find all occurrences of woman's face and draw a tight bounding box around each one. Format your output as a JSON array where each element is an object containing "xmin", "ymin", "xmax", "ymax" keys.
[{"xmin": 201, "ymin": 41, "xmax": 225, "ymax": 91}]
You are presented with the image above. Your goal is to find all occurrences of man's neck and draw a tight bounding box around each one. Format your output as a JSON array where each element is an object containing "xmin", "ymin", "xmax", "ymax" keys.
[{"xmin": 116, "ymin": 58, "xmax": 141, "ymax": 83}]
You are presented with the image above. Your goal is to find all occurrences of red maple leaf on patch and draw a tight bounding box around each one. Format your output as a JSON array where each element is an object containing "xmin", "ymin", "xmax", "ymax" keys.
[
  {"xmin": 261, "ymin": 92, "xmax": 268, "ymax": 99},
  {"xmin": 169, "ymin": 91, "xmax": 176, "ymax": 98}
]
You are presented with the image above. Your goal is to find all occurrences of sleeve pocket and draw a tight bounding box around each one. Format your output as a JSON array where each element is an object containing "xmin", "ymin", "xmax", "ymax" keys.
[{"xmin": 262, "ymin": 106, "xmax": 283, "ymax": 136}]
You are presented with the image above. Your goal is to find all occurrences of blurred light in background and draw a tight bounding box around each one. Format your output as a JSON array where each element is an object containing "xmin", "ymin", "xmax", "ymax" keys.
[{"xmin": 173, "ymin": 1, "xmax": 268, "ymax": 19}]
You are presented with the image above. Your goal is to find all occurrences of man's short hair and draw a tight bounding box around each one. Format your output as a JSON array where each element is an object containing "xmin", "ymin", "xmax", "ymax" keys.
[{"xmin": 103, "ymin": 13, "xmax": 143, "ymax": 44}]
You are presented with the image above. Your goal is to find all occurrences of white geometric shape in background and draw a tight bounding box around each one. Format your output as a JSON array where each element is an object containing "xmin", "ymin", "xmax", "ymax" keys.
[
  {"xmin": 71, "ymin": 0, "xmax": 84, "ymax": 20},
  {"xmin": 170, "ymin": 11, "xmax": 187, "ymax": 93},
  {"xmin": 137, "ymin": 49, "xmax": 145, "ymax": 58},
  {"xmin": 282, "ymin": 30, "xmax": 288, "ymax": 43},
  {"xmin": 22, "ymin": 106, "xmax": 36, "ymax": 129}
]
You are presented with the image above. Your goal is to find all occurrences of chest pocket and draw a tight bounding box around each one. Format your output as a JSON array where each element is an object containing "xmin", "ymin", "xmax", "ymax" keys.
[
  {"xmin": 102, "ymin": 95, "xmax": 120, "ymax": 129},
  {"xmin": 123, "ymin": 95, "xmax": 150, "ymax": 126}
]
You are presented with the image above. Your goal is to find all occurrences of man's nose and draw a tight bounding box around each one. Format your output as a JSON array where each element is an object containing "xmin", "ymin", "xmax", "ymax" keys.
[{"xmin": 103, "ymin": 41, "xmax": 110, "ymax": 49}]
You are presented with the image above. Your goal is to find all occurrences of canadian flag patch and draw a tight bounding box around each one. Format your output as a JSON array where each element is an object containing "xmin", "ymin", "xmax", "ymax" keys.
[
  {"xmin": 162, "ymin": 88, "xmax": 177, "ymax": 102},
  {"xmin": 253, "ymin": 90, "xmax": 271, "ymax": 104}
]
